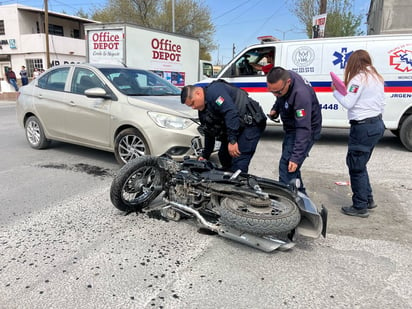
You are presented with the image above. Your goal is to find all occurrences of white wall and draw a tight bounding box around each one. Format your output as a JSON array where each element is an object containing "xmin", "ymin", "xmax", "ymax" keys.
[{"xmin": 0, "ymin": 4, "xmax": 94, "ymax": 85}]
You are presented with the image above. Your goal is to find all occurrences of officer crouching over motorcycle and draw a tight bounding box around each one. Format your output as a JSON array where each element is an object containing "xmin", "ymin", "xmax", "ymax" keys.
[{"xmin": 181, "ymin": 80, "xmax": 267, "ymax": 173}]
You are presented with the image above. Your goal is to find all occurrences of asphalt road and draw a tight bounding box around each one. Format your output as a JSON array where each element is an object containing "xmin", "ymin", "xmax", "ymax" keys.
[{"xmin": 1, "ymin": 101, "xmax": 411, "ymax": 308}]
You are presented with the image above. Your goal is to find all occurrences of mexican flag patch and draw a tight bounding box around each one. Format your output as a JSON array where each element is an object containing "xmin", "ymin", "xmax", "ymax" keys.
[
  {"xmin": 296, "ymin": 109, "xmax": 306, "ymax": 118},
  {"xmin": 215, "ymin": 96, "xmax": 225, "ymax": 106},
  {"xmin": 349, "ymin": 84, "xmax": 359, "ymax": 93}
]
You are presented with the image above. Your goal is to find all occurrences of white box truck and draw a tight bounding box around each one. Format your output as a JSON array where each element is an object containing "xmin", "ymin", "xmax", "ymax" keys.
[
  {"xmin": 197, "ymin": 34, "xmax": 412, "ymax": 151},
  {"xmin": 84, "ymin": 23, "xmax": 213, "ymax": 86}
]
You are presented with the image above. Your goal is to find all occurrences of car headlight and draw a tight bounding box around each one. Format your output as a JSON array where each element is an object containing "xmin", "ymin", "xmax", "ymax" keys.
[{"xmin": 148, "ymin": 111, "xmax": 194, "ymax": 130}]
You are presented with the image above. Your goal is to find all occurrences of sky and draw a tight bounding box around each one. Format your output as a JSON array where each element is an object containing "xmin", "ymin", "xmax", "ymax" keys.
[{"xmin": 4, "ymin": 0, "xmax": 371, "ymax": 65}]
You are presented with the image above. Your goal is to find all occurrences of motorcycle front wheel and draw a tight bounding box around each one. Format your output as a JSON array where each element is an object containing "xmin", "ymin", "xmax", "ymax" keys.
[
  {"xmin": 110, "ymin": 156, "xmax": 165, "ymax": 212},
  {"xmin": 219, "ymin": 194, "xmax": 301, "ymax": 235}
]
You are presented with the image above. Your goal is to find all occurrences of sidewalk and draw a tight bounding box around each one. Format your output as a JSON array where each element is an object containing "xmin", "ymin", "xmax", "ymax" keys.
[
  {"xmin": 0, "ymin": 92, "xmax": 18, "ymax": 105},
  {"xmin": 0, "ymin": 100, "xmax": 16, "ymax": 105},
  {"xmin": 0, "ymin": 91, "xmax": 18, "ymax": 99}
]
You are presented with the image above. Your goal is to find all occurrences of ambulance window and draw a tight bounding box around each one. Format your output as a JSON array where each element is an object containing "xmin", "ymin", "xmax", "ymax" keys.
[{"xmin": 221, "ymin": 48, "xmax": 275, "ymax": 78}]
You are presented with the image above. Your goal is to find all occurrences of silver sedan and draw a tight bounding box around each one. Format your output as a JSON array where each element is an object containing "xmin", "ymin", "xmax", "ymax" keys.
[{"xmin": 16, "ymin": 63, "xmax": 201, "ymax": 164}]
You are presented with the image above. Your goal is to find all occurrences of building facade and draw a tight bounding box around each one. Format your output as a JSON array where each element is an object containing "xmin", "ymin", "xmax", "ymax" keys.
[
  {"xmin": 367, "ymin": 0, "xmax": 412, "ymax": 35},
  {"xmin": 0, "ymin": 4, "xmax": 97, "ymax": 92}
]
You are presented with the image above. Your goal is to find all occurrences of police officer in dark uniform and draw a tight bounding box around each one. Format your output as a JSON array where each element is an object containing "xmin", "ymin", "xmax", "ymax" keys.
[
  {"xmin": 267, "ymin": 67, "xmax": 322, "ymax": 194},
  {"xmin": 181, "ymin": 80, "xmax": 267, "ymax": 173}
]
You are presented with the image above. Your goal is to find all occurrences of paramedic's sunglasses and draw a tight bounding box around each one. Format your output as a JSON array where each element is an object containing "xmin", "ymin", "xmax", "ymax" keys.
[{"xmin": 269, "ymin": 80, "xmax": 289, "ymax": 95}]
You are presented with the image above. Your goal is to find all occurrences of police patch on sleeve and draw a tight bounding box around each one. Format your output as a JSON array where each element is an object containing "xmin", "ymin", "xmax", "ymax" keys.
[
  {"xmin": 296, "ymin": 109, "xmax": 306, "ymax": 118},
  {"xmin": 215, "ymin": 96, "xmax": 225, "ymax": 106},
  {"xmin": 349, "ymin": 84, "xmax": 359, "ymax": 93}
]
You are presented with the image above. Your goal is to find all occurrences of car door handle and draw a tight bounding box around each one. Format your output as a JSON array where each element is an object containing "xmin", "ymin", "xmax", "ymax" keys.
[{"xmin": 69, "ymin": 101, "xmax": 76, "ymax": 107}]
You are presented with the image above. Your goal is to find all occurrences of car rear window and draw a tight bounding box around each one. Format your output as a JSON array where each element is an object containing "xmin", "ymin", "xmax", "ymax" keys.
[{"xmin": 38, "ymin": 67, "xmax": 70, "ymax": 91}]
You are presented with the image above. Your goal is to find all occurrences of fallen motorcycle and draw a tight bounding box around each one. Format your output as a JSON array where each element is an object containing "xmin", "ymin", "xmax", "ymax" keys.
[{"xmin": 110, "ymin": 156, "xmax": 327, "ymax": 252}]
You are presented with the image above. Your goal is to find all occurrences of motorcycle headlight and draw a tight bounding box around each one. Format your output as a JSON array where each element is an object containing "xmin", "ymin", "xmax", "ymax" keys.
[{"xmin": 148, "ymin": 111, "xmax": 194, "ymax": 130}]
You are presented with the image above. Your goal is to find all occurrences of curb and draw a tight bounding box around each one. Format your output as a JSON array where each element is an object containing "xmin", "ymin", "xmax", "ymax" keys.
[{"xmin": 0, "ymin": 100, "xmax": 16, "ymax": 105}]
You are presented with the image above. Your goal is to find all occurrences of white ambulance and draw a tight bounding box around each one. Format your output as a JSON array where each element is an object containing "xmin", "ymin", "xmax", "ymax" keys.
[{"xmin": 197, "ymin": 34, "xmax": 412, "ymax": 151}]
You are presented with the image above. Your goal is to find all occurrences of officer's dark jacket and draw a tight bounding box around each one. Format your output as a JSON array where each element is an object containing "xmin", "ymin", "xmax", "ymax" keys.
[
  {"xmin": 272, "ymin": 70, "xmax": 322, "ymax": 164},
  {"xmin": 199, "ymin": 80, "xmax": 265, "ymax": 159}
]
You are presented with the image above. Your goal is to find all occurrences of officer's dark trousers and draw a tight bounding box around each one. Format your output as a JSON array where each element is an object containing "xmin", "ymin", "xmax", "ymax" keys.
[
  {"xmin": 279, "ymin": 132, "xmax": 315, "ymax": 195},
  {"xmin": 347, "ymin": 117, "xmax": 385, "ymax": 210},
  {"xmin": 219, "ymin": 124, "xmax": 266, "ymax": 173}
]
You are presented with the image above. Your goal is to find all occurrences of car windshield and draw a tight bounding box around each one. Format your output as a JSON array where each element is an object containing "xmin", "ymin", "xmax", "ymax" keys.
[{"xmin": 99, "ymin": 68, "xmax": 181, "ymax": 96}]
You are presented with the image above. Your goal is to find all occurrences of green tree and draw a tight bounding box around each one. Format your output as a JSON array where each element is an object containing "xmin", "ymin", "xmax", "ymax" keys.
[
  {"xmin": 75, "ymin": 8, "xmax": 90, "ymax": 19},
  {"xmin": 90, "ymin": 0, "xmax": 215, "ymax": 60},
  {"xmin": 291, "ymin": 0, "xmax": 364, "ymax": 38}
]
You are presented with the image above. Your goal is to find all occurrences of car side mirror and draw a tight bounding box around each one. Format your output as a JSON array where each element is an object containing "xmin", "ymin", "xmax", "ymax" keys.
[{"xmin": 85, "ymin": 87, "xmax": 113, "ymax": 99}]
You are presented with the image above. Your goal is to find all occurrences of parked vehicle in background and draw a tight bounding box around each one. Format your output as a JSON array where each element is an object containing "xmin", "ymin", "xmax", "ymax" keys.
[
  {"xmin": 197, "ymin": 34, "xmax": 412, "ymax": 151},
  {"xmin": 84, "ymin": 23, "xmax": 213, "ymax": 86},
  {"xmin": 16, "ymin": 63, "xmax": 202, "ymax": 165}
]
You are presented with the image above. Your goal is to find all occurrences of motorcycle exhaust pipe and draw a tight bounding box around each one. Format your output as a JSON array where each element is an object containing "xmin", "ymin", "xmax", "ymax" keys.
[
  {"xmin": 164, "ymin": 199, "xmax": 294, "ymax": 252},
  {"xmin": 164, "ymin": 199, "xmax": 219, "ymax": 232},
  {"xmin": 218, "ymin": 227, "xmax": 295, "ymax": 252}
]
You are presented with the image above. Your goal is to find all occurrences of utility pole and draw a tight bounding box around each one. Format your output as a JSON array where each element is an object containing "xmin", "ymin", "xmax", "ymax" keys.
[
  {"xmin": 172, "ymin": 0, "xmax": 175, "ymax": 33},
  {"xmin": 320, "ymin": 0, "xmax": 327, "ymax": 14},
  {"xmin": 232, "ymin": 43, "xmax": 235, "ymax": 58},
  {"xmin": 44, "ymin": 0, "xmax": 50, "ymax": 68}
]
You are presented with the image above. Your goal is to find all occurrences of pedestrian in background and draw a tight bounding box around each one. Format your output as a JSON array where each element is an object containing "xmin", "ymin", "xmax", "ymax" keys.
[
  {"xmin": 267, "ymin": 66, "xmax": 322, "ymax": 195},
  {"xmin": 6, "ymin": 67, "xmax": 19, "ymax": 91},
  {"xmin": 33, "ymin": 68, "xmax": 40, "ymax": 79},
  {"xmin": 20, "ymin": 66, "xmax": 28, "ymax": 86},
  {"xmin": 332, "ymin": 49, "xmax": 385, "ymax": 218},
  {"xmin": 181, "ymin": 80, "xmax": 267, "ymax": 173}
]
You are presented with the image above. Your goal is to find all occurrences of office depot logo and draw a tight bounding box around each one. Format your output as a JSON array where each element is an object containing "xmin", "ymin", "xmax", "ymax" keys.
[
  {"xmin": 91, "ymin": 31, "xmax": 121, "ymax": 50},
  {"xmin": 152, "ymin": 38, "xmax": 182, "ymax": 62}
]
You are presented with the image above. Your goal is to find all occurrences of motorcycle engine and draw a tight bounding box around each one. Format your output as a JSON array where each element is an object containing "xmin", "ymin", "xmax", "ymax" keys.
[{"xmin": 167, "ymin": 170, "xmax": 207, "ymax": 207}]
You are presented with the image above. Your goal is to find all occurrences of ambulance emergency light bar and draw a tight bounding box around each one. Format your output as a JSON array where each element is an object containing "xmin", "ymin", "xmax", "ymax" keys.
[{"xmin": 257, "ymin": 36, "xmax": 280, "ymax": 44}]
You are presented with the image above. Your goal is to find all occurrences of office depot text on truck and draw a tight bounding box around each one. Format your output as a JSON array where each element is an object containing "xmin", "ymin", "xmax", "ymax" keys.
[{"xmin": 85, "ymin": 23, "xmax": 213, "ymax": 86}]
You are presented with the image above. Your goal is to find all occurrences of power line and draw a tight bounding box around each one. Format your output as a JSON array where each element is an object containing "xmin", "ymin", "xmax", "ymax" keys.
[
  {"xmin": 212, "ymin": 0, "xmax": 250, "ymax": 21},
  {"xmin": 242, "ymin": 1, "xmax": 288, "ymax": 45}
]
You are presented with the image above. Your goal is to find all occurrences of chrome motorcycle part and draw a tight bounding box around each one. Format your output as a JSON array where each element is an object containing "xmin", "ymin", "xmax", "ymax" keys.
[
  {"xmin": 164, "ymin": 199, "xmax": 295, "ymax": 252},
  {"xmin": 219, "ymin": 226, "xmax": 296, "ymax": 252},
  {"xmin": 190, "ymin": 136, "xmax": 203, "ymax": 156}
]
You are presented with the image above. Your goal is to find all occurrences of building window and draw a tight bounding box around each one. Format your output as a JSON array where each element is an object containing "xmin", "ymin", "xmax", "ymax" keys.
[
  {"xmin": 26, "ymin": 59, "xmax": 44, "ymax": 78},
  {"xmin": 0, "ymin": 20, "xmax": 5, "ymax": 35},
  {"xmin": 73, "ymin": 29, "xmax": 80, "ymax": 39},
  {"xmin": 48, "ymin": 24, "xmax": 64, "ymax": 36}
]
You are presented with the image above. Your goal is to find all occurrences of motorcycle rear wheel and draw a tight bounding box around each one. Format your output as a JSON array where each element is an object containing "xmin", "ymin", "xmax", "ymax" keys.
[
  {"xmin": 110, "ymin": 156, "xmax": 165, "ymax": 212},
  {"xmin": 219, "ymin": 195, "xmax": 301, "ymax": 235}
]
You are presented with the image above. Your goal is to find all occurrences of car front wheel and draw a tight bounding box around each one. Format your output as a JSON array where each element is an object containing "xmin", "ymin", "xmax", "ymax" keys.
[
  {"xmin": 114, "ymin": 128, "xmax": 150, "ymax": 165},
  {"xmin": 25, "ymin": 116, "xmax": 51, "ymax": 149}
]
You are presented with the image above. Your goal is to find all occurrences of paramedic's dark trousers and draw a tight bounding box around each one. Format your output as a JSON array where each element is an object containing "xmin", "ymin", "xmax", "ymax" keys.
[
  {"xmin": 279, "ymin": 132, "xmax": 315, "ymax": 195},
  {"xmin": 347, "ymin": 116, "xmax": 385, "ymax": 209},
  {"xmin": 219, "ymin": 124, "xmax": 265, "ymax": 173}
]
